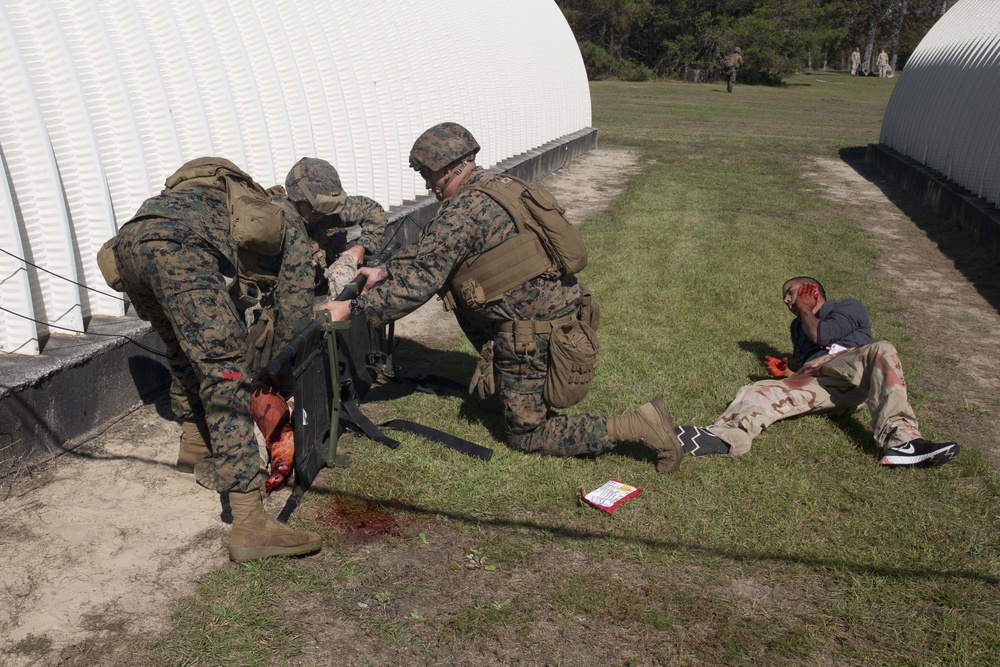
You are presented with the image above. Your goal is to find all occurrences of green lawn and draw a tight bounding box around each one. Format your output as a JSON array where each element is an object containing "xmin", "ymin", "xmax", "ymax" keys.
[{"xmin": 151, "ymin": 74, "xmax": 1000, "ymax": 667}]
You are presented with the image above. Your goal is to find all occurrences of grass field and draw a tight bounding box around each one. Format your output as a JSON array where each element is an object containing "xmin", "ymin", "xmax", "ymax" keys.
[{"xmin": 151, "ymin": 74, "xmax": 1000, "ymax": 666}]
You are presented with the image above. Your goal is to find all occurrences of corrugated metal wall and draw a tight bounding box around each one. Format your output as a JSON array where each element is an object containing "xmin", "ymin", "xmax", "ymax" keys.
[
  {"xmin": 879, "ymin": 0, "xmax": 1000, "ymax": 209},
  {"xmin": 0, "ymin": 0, "xmax": 591, "ymax": 355}
]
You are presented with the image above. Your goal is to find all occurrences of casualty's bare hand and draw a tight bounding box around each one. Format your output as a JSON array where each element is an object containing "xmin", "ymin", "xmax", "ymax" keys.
[
  {"xmin": 795, "ymin": 282, "xmax": 820, "ymax": 314},
  {"xmin": 357, "ymin": 266, "xmax": 388, "ymax": 293},
  {"xmin": 315, "ymin": 299, "xmax": 352, "ymax": 322}
]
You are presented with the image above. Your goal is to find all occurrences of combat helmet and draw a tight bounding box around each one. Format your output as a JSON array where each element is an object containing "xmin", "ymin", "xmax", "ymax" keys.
[
  {"xmin": 409, "ymin": 122, "xmax": 480, "ymax": 173},
  {"xmin": 285, "ymin": 157, "xmax": 347, "ymax": 215}
]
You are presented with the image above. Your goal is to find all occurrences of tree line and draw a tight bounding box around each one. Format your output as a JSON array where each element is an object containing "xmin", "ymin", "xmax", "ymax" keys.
[{"xmin": 556, "ymin": 0, "xmax": 954, "ymax": 84}]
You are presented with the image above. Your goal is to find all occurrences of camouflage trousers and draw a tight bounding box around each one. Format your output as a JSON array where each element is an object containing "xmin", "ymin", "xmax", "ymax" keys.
[
  {"xmin": 493, "ymin": 330, "xmax": 610, "ymax": 456},
  {"xmin": 707, "ymin": 341, "xmax": 922, "ymax": 455},
  {"xmin": 115, "ymin": 222, "xmax": 266, "ymax": 493}
]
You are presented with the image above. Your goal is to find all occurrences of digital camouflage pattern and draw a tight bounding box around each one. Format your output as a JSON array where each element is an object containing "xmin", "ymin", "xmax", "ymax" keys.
[
  {"xmin": 708, "ymin": 341, "xmax": 922, "ymax": 455},
  {"xmin": 113, "ymin": 181, "xmax": 315, "ymax": 494},
  {"xmin": 408, "ymin": 122, "xmax": 481, "ymax": 172},
  {"xmin": 285, "ymin": 157, "xmax": 343, "ymax": 203},
  {"xmin": 308, "ymin": 195, "xmax": 389, "ymax": 260},
  {"xmin": 358, "ymin": 166, "xmax": 613, "ymax": 456}
]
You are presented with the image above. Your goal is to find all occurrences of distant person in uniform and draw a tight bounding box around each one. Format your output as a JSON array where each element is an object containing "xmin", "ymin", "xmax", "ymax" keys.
[
  {"xmin": 726, "ymin": 47, "xmax": 743, "ymax": 93},
  {"xmin": 877, "ymin": 49, "xmax": 890, "ymax": 78},
  {"xmin": 850, "ymin": 47, "xmax": 861, "ymax": 76}
]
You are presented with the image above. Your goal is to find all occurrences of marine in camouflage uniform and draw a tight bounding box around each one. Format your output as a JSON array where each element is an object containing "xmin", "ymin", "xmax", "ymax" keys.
[
  {"xmin": 318, "ymin": 123, "xmax": 683, "ymax": 472},
  {"xmin": 111, "ymin": 157, "xmax": 321, "ymax": 561},
  {"xmin": 726, "ymin": 47, "xmax": 743, "ymax": 93},
  {"xmin": 281, "ymin": 157, "xmax": 389, "ymax": 273},
  {"xmin": 676, "ymin": 277, "xmax": 959, "ymax": 466}
]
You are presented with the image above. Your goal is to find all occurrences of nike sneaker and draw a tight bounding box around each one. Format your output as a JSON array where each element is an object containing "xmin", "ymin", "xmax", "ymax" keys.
[{"xmin": 880, "ymin": 439, "xmax": 959, "ymax": 466}]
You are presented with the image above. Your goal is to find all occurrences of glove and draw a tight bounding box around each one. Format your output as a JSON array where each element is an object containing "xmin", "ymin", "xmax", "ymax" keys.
[
  {"xmin": 468, "ymin": 340, "xmax": 496, "ymax": 399},
  {"xmin": 764, "ymin": 355, "xmax": 789, "ymax": 378},
  {"xmin": 795, "ymin": 282, "xmax": 819, "ymax": 313},
  {"xmin": 324, "ymin": 252, "xmax": 358, "ymax": 297}
]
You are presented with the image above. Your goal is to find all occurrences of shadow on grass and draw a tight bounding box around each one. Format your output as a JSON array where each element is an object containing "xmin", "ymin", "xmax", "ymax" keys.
[
  {"xmin": 314, "ymin": 487, "xmax": 1000, "ymax": 586},
  {"xmin": 838, "ymin": 146, "xmax": 1000, "ymax": 314}
]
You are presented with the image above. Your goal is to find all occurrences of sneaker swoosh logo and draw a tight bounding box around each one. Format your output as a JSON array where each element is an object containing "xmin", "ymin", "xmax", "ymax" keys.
[{"xmin": 897, "ymin": 443, "xmax": 916, "ymax": 454}]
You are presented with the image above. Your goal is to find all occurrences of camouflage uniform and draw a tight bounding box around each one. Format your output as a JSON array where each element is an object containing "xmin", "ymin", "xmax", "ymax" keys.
[
  {"xmin": 283, "ymin": 157, "xmax": 390, "ymax": 267},
  {"xmin": 726, "ymin": 48, "xmax": 743, "ymax": 93},
  {"xmin": 113, "ymin": 164, "xmax": 314, "ymax": 493},
  {"xmin": 708, "ymin": 341, "xmax": 922, "ymax": 455},
  {"xmin": 357, "ymin": 166, "xmax": 611, "ymax": 456}
]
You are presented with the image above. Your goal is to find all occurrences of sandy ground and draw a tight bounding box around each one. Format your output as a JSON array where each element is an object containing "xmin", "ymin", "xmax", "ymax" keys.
[{"xmin": 2, "ymin": 146, "xmax": 998, "ymax": 664}]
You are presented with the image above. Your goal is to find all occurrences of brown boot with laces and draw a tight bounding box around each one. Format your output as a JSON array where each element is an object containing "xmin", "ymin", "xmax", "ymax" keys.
[{"xmin": 607, "ymin": 397, "xmax": 683, "ymax": 473}]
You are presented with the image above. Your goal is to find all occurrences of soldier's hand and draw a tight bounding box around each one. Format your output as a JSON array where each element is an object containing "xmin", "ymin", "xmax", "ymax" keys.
[
  {"xmin": 357, "ymin": 266, "xmax": 388, "ymax": 293},
  {"xmin": 315, "ymin": 299, "xmax": 352, "ymax": 322},
  {"xmin": 764, "ymin": 355, "xmax": 791, "ymax": 378}
]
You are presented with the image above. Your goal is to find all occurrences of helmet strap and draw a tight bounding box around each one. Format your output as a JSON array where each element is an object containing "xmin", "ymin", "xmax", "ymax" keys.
[{"xmin": 435, "ymin": 158, "xmax": 472, "ymax": 200}]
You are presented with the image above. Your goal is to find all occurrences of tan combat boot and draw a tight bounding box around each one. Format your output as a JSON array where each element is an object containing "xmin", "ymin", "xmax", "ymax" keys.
[
  {"xmin": 176, "ymin": 420, "xmax": 212, "ymax": 473},
  {"xmin": 607, "ymin": 397, "xmax": 683, "ymax": 473},
  {"xmin": 227, "ymin": 489, "xmax": 322, "ymax": 562}
]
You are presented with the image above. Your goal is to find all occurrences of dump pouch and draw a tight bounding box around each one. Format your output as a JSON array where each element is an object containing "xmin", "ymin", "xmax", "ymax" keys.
[
  {"xmin": 543, "ymin": 317, "xmax": 599, "ymax": 409},
  {"xmin": 96, "ymin": 237, "xmax": 124, "ymax": 292}
]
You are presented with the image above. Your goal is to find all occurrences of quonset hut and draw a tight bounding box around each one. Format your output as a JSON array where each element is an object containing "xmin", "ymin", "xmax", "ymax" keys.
[
  {"xmin": 0, "ymin": 0, "xmax": 593, "ymax": 356},
  {"xmin": 869, "ymin": 0, "xmax": 1000, "ymax": 255}
]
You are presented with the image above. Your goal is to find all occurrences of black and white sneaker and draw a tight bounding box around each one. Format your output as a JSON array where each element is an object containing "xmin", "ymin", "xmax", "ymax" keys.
[
  {"xmin": 675, "ymin": 425, "xmax": 730, "ymax": 456},
  {"xmin": 880, "ymin": 439, "xmax": 959, "ymax": 466}
]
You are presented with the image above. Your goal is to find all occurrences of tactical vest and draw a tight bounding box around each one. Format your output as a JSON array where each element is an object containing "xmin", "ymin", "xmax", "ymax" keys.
[{"xmin": 441, "ymin": 174, "xmax": 587, "ymax": 311}]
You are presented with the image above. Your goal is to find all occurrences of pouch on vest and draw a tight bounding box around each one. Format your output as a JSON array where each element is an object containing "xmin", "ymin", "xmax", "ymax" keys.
[
  {"xmin": 517, "ymin": 181, "xmax": 587, "ymax": 275},
  {"xmin": 578, "ymin": 282, "xmax": 600, "ymax": 332},
  {"xmin": 228, "ymin": 176, "xmax": 286, "ymax": 257},
  {"xmin": 97, "ymin": 237, "xmax": 124, "ymax": 292},
  {"xmin": 544, "ymin": 317, "xmax": 599, "ymax": 409}
]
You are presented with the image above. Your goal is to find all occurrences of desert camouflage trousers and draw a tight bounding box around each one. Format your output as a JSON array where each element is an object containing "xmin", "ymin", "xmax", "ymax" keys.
[
  {"xmin": 707, "ymin": 341, "xmax": 921, "ymax": 455},
  {"xmin": 494, "ymin": 330, "xmax": 611, "ymax": 456},
  {"xmin": 115, "ymin": 222, "xmax": 266, "ymax": 493}
]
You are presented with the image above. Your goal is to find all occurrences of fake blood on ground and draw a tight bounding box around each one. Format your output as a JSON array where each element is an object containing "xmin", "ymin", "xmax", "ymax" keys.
[{"xmin": 314, "ymin": 496, "xmax": 414, "ymax": 539}]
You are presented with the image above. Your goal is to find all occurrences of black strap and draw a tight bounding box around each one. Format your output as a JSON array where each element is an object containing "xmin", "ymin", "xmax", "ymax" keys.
[
  {"xmin": 341, "ymin": 399, "xmax": 400, "ymax": 449},
  {"xmin": 389, "ymin": 373, "xmax": 468, "ymax": 395},
  {"xmin": 379, "ymin": 419, "xmax": 493, "ymax": 461}
]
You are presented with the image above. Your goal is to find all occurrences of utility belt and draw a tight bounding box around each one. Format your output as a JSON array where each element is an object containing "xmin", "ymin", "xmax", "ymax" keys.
[{"xmin": 496, "ymin": 313, "xmax": 576, "ymax": 355}]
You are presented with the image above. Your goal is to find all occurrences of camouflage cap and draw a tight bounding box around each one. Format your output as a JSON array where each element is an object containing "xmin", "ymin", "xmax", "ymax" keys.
[
  {"xmin": 285, "ymin": 157, "xmax": 347, "ymax": 216},
  {"xmin": 285, "ymin": 157, "xmax": 344, "ymax": 204},
  {"xmin": 409, "ymin": 122, "xmax": 480, "ymax": 172}
]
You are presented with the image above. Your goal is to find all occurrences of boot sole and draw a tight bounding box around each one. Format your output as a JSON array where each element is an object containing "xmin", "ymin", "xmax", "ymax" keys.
[
  {"xmin": 229, "ymin": 539, "xmax": 322, "ymax": 562},
  {"xmin": 650, "ymin": 398, "xmax": 683, "ymax": 474}
]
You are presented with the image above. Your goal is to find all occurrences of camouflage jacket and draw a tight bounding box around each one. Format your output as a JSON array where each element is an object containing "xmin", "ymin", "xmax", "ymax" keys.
[
  {"xmin": 358, "ymin": 167, "xmax": 581, "ymax": 328},
  {"xmin": 308, "ymin": 195, "xmax": 388, "ymax": 262},
  {"xmin": 125, "ymin": 186, "xmax": 314, "ymax": 352}
]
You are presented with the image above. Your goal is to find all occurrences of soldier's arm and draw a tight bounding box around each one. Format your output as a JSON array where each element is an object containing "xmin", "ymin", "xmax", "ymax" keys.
[{"xmin": 340, "ymin": 195, "xmax": 388, "ymax": 255}]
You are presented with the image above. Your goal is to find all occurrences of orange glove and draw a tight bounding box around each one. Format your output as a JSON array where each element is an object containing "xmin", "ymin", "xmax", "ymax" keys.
[
  {"xmin": 795, "ymin": 282, "xmax": 819, "ymax": 314},
  {"xmin": 764, "ymin": 355, "xmax": 789, "ymax": 378}
]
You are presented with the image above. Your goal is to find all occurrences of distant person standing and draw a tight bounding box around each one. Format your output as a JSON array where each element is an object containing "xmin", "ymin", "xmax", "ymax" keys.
[
  {"xmin": 877, "ymin": 49, "xmax": 890, "ymax": 78},
  {"xmin": 725, "ymin": 47, "xmax": 743, "ymax": 93},
  {"xmin": 850, "ymin": 47, "xmax": 861, "ymax": 76}
]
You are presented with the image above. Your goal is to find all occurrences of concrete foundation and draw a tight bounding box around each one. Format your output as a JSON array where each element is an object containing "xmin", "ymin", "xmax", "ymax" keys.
[
  {"xmin": 866, "ymin": 143, "xmax": 1000, "ymax": 259},
  {"xmin": 0, "ymin": 128, "xmax": 599, "ymax": 466}
]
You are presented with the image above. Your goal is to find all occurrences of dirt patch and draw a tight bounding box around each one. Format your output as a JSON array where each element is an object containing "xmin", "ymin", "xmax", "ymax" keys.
[
  {"xmin": 806, "ymin": 157, "xmax": 1000, "ymax": 466},
  {"xmin": 0, "ymin": 148, "xmax": 638, "ymax": 666}
]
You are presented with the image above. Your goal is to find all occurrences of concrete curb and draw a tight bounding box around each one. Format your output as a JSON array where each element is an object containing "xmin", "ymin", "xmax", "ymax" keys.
[
  {"xmin": 866, "ymin": 143, "xmax": 1000, "ymax": 258},
  {"xmin": 0, "ymin": 128, "xmax": 599, "ymax": 466}
]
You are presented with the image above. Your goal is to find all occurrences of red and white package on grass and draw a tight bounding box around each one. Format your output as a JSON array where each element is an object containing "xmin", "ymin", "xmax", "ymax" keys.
[{"xmin": 579, "ymin": 479, "xmax": 642, "ymax": 514}]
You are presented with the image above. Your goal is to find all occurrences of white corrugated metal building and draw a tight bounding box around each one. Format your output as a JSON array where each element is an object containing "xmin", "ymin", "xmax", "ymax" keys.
[
  {"xmin": 0, "ymin": 0, "xmax": 592, "ymax": 355},
  {"xmin": 879, "ymin": 0, "xmax": 1000, "ymax": 209}
]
